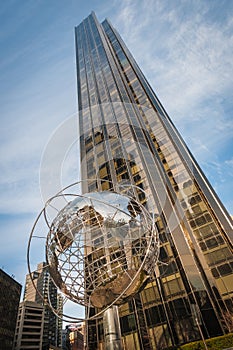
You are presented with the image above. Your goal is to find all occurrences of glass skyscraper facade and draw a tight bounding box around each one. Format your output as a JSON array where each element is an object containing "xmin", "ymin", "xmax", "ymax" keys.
[{"xmin": 75, "ymin": 12, "xmax": 233, "ymax": 349}]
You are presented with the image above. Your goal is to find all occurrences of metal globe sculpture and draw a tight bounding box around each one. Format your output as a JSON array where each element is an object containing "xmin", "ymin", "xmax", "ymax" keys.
[{"xmin": 28, "ymin": 181, "xmax": 159, "ymax": 321}]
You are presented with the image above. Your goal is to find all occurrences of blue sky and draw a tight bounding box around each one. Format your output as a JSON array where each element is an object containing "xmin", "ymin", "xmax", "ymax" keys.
[{"xmin": 1, "ymin": 0, "xmax": 233, "ymax": 296}]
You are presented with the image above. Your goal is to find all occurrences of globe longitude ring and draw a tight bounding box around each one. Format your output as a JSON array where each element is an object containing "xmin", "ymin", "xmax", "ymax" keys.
[{"xmin": 28, "ymin": 180, "xmax": 159, "ymax": 321}]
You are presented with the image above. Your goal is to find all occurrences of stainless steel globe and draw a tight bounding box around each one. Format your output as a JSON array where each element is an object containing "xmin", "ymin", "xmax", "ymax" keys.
[{"xmin": 46, "ymin": 191, "xmax": 158, "ymax": 310}]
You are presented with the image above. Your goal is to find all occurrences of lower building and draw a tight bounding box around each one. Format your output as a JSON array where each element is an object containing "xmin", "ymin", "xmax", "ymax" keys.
[
  {"xmin": 0, "ymin": 268, "xmax": 22, "ymax": 350},
  {"xmin": 62, "ymin": 327, "xmax": 72, "ymax": 350},
  {"xmin": 14, "ymin": 301, "xmax": 44, "ymax": 349},
  {"xmin": 69, "ymin": 324, "xmax": 84, "ymax": 350},
  {"xmin": 48, "ymin": 345, "xmax": 63, "ymax": 350}
]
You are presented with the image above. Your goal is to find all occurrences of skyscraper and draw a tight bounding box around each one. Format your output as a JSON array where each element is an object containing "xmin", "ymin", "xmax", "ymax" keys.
[
  {"xmin": 23, "ymin": 262, "xmax": 63, "ymax": 349},
  {"xmin": 75, "ymin": 12, "xmax": 233, "ymax": 349}
]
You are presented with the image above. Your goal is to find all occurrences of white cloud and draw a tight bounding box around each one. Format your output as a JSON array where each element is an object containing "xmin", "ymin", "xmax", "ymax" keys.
[
  {"xmin": 224, "ymin": 158, "xmax": 233, "ymax": 178},
  {"xmin": 0, "ymin": 213, "xmax": 34, "ymax": 285},
  {"xmin": 111, "ymin": 0, "xmax": 233, "ymax": 165}
]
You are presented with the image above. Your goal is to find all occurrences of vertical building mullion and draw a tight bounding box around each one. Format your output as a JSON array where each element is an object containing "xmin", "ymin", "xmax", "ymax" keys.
[
  {"xmin": 85, "ymin": 16, "xmax": 118, "ymax": 189},
  {"xmin": 89, "ymin": 18, "xmax": 142, "ymax": 199},
  {"xmin": 82, "ymin": 19, "xmax": 103, "ymax": 191}
]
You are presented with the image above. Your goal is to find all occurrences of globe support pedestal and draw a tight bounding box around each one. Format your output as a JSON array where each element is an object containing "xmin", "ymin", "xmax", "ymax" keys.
[{"xmin": 103, "ymin": 306, "xmax": 122, "ymax": 350}]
